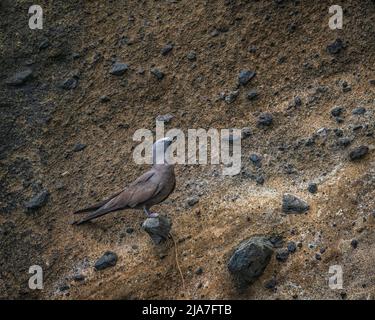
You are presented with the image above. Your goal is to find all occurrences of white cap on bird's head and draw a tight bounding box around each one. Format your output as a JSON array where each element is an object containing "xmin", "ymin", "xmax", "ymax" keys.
[{"xmin": 152, "ymin": 137, "xmax": 173, "ymax": 164}]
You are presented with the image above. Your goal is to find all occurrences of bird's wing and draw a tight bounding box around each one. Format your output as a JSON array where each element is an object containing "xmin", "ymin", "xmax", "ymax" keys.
[
  {"xmin": 72, "ymin": 170, "xmax": 161, "ymax": 225},
  {"xmin": 120, "ymin": 170, "xmax": 163, "ymax": 207},
  {"xmin": 72, "ymin": 190, "xmax": 123, "ymax": 214}
]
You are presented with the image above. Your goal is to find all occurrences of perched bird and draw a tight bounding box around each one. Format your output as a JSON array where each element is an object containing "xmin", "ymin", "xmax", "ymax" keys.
[{"xmin": 72, "ymin": 137, "xmax": 175, "ymax": 225}]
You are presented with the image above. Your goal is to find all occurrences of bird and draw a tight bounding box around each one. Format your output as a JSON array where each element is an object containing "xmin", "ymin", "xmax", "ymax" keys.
[{"xmin": 71, "ymin": 137, "xmax": 175, "ymax": 225}]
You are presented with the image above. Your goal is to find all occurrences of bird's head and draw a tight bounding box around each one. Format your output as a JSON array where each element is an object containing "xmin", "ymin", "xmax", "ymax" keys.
[{"xmin": 152, "ymin": 137, "xmax": 173, "ymax": 164}]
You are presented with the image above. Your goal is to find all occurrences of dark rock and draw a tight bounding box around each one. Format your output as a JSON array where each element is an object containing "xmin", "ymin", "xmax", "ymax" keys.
[
  {"xmin": 161, "ymin": 43, "xmax": 173, "ymax": 55},
  {"xmin": 249, "ymin": 154, "xmax": 262, "ymax": 168},
  {"xmin": 125, "ymin": 227, "xmax": 134, "ymax": 234},
  {"xmin": 349, "ymin": 146, "xmax": 369, "ymax": 161},
  {"xmin": 99, "ymin": 95, "xmax": 110, "ymax": 103},
  {"xmin": 338, "ymin": 137, "xmax": 351, "ymax": 147},
  {"xmin": 60, "ymin": 78, "xmax": 78, "ymax": 90},
  {"xmin": 257, "ymin": 113, "xmax": 273, "ymax": 127},
  {"xmin": 327, "ymin": 38, "xmax": 345, "ymax": 54},
  {"xmin": 284, "ymin": 163, "xmax": 296, "ymax": 175},
  {"xmin": 217, "ymin": 26, "xmax": 229, "ymax": 33},
  {"xmin": 352, "ymin": 107, "xmax": 366, "ymax": 115},
  {"xmin": 248, "ymin": 46, "xmax": 257, "ymax": 53},
  {"xmin": 334, "ymin": 129, "xmax": 344, "ymax": 137},
  {"xmin": 315, "ymin": 253, "xmax": 321, "ymax": 260},
  {"xmin": 269, "ymin": 235, "xmax": 284, "ymax": 248},
  {"xmin": 151, "ymin": 68, "xmax": 165, "ymax": 80},
  {"xmin": 238, "ymin": 70, "xmax": 256, "ymax": 86},
  {"xmin": 276, "ymin": 248, "xmax": 289, "ymax": 262},
  {"xmin": 351, "ymin": 239, "xmax": 358, "ymax": 249},
  {"xmin": 110, "ymin": 62, "xmax": 129, "ymax": 76},
  {"xmin": 187, "ymin": 196, "xmax": 199, "ymax": 207},
  {"xmin": 369, "ymin": 79, "xmax": 375, "ymax": 85},
  {"xmin": 59, "ymin": 284, "xmax": 70, "ymax": 292},
  {"xmin": 186, "ymin": 51, "xmax": 197, "ymax": 61},
  {"xmin": 195, "ymin": 267, "xmax": 203, "ymax": 275},
  {"xmin": 353, "ymin": 125, "xmax": 363, "ymax": 131},
  {"xmin": 210, "ymin": 29, "xmax": 220, "ymax": 37},
  {"xmin": 331, "ymin": 106, "xmax": 343, "ymax": 117},
  {"xmin": 342, "ymin": 86, "xmax": 351, "ymax": 93},
  {"xmin": 294, "ymin": 96, "xmax": 302, "ymax": 107},
  {"xmin": 25, "ymin": 190, "xmax": 49, "ymax": 211},
  {"xmin": 228, "ymin": 236, "xmax": 273, "ymax": 288},
  {"xmin": 282, "ymin": 194, "xmax": 309, "ymax": 213},
  {"xmin": 342, "ymin": 81, "xmax": 351, "ymax": 92},
  {"xmin": 335, "ymin": 117, "xmax": 344, "ymax": 123},
  {"xmin": 305, "ymin": 137, "xmax": 315, "ymax": 146},
  {"xmin": 278, "ymin": 56, "xmax": 287, "ymax": 64},
  {"xmin": 225, "ymin": 90, "xmax": 239, "ymax": 104},
  {"xmin": 287, "ymin": 241, "xmax": 297, "ymax": 253},
  {"xmin": 288, "ymin": 23, "xmax": 297, "ymax": 33},
  {"xmin": 247, "ymin": 89, "xmax": 258, "ymax": 100},
  {"xmin": 6, "ymin": 69, "xmax": 33, "ymax": 86},
  {"xmin": 39, "ymin": 39, "xmax": 50, "ymax": 50},
  {"xmin": 94, "ymin": 251, "xmax": 118, "ymax": 270},
  {"xmin": 72, "ymin": 274, "xmax": 85, "ymax": 282},
  {"xmin": 142, "ymin": 216, "xmax": 172, "ymax": 245},
  {"xmin": 73, "ymin": 143, "xmax": 87, "ymax": 152},
  {"xmin": 264, "ymin": 277, "xmax": 277, "ymax": 290},
  {"xmin": 156, "ymin": 113, "xmax": 174, "ymax": 123},
  {"xmin": 307, "ymin": 183, "xmax": 318, "ymax": 194},
  {"xmin": 241, "ymin": 127, "xmax": 252, "ymax": 139},
  {"xmin": 341, "ymin": 81, "xmax": 352, "ymax": 92},
  {"xmin": 118, "ymin": 123, "xmax": 129, "ymax": 129}
]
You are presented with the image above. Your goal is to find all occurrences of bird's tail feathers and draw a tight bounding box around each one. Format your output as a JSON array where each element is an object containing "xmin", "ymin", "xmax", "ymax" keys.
[
  {"xmin": 71, "ymin": 191, "xmax": 122, "ymax": 214},
  {"xmin": 72, "ymin": 205, "xmax": 123, "ymax": 225}
]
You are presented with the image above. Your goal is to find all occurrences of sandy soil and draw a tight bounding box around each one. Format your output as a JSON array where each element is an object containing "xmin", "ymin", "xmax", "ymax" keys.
[{"xmin": 0, "ymin": 0, "xmax": 374, "ymax": 299}]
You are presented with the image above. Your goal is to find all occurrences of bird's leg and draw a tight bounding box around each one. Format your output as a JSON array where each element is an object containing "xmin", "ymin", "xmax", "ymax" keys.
[{"xmin": 143, "ymin": 206, "xmax": 159, "ymax": 218}]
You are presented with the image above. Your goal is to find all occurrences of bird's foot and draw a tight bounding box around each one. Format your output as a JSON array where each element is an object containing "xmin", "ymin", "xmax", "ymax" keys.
[{"xmin": 147, "ymin": 212, "xmax": 159, "ymax": 218}]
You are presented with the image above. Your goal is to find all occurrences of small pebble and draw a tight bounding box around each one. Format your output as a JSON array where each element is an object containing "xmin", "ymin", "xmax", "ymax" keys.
[
  {"xmin": 264, "ymin": 277, "xmax": 277, "ymax": 290},
  {"xmin": 247, "ymin": 89, "xmax": 258, "ymax": 100},
  {"xmin": 195, "ymin": 267, "xmax": 203, "ymax": 275},
  {"xmin": 349, "ymin": 146, "xmax": 369, "ymax": 161},
  {"xmin": 238, "ymin": 70, "xmax": 256, "ymax": 86},
  {"xmin": 151, "ymin": 68, "xmax": 165, "ymax": 80},
  {"xmin": 257, "ymin": 113, "xmax": 273, "ymax": 127},
  {"xmin": 73, "ymin": 143, "xmax": 87, "ymax": 152},
  {"xmin": 307, "ymin": 183, "xmax": 318, "ymax": 194},
  {"xmin": 287, "ymin": 241, "xmax": 297, "ymax": 253},
  {"xmin": 161, "ymin": 44, "xmax": 173, "ymax": 55},
  {"xmin": 352, "ymin": 107, "xmax": 366, "ymax": 115},
  {"xmin": 276, "ymin": 249, "xmax": 289, "ymax": 262},
  {"xmin": 331, "ymin": 106, "xmax": 343, "ymax": 117},
  {"xmin": 186, "ymin": 51, "xmax": 197, "ymax": 61},
  {"xmin": 351, "ymin": 239, "xmax": 358, "ymax": 249}
]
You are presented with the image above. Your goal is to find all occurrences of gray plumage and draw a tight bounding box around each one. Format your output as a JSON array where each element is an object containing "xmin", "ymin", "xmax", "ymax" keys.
[{"xmin": 72, "ymin": 138, "xmax": 175, "ymax": 225}]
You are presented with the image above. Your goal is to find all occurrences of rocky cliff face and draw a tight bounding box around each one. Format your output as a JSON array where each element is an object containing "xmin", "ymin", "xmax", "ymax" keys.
[{"xmin": 0, "ymin": 0, "xmax": 374, "ymax": 299}]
